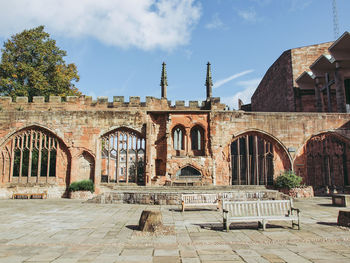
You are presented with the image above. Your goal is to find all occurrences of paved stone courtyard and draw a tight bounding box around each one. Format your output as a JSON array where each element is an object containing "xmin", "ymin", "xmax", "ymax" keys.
[{"xmin": 0, "ymin": 197, "xmax": 350, "ymax": 263}]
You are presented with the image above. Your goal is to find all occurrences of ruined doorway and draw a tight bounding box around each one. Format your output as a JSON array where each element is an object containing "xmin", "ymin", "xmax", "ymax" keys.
[{"xmin": 101, "ymin": 128, "xmax": 145, "ymax": 185}]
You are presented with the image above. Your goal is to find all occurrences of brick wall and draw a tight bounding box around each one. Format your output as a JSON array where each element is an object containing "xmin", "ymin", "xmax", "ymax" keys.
[
  {"xmin": 251, "ymin": 50, "xmax": 294, "ymax": 112},
  {"xmin": 251, "ymin": 42, "xmax": 332, "ymax": 112}
]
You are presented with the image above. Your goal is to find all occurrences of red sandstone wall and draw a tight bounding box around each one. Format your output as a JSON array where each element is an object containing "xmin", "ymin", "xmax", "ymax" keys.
[
  {"xmin": 251, "ymin": 50, "xmax": 294, "ymax": 112},
  {"xmin": 291, "ymin": 42, "xmax": 332, "ymax": 87},
  {"xmin": 252, "ymin": 42, "xmax": 332, "ymax": 113},
  {"xmin": 210, "ymin": 111, "xmax": 350, "ymax": 185},
  {"xmin": 1, "ymin": 96, "xmax": 350, "ymax": 189}
]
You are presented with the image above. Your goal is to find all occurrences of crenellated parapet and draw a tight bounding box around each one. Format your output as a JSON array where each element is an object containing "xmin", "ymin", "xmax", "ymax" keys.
[{"xmin": 0, "ymin": 95, "xmax": 226, "ymax": 112}]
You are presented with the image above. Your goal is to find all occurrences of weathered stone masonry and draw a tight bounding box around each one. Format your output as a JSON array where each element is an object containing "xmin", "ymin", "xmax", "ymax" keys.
[{"xmin": 0, "ymin": 95, "xmax": 350, "ymax": 197}]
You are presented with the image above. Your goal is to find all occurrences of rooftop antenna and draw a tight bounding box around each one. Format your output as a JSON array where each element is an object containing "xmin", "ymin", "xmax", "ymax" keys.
[{"xmin": 332, "ymin": 0, "xmax": 340, "ymax": 39}]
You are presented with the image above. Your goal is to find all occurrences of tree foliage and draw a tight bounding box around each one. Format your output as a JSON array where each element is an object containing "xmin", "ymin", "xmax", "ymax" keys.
[{"xmin": 0, "ymin": 26, "xmax": 81, "ymax": 101}]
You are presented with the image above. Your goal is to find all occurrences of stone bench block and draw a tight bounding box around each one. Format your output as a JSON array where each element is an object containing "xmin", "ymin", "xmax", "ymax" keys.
[
  {"xmin": 332, "ymin": 194, "xmax": 350, "ymax": 207},
  {"xmin": 338, "ymin": 210, "xmax": 350, "ymax": 227}
]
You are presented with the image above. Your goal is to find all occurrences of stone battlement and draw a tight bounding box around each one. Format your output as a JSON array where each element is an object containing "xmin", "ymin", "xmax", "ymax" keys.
[{"xmin": 0, "ymin": 96, "xmax": 226, "ymax": 111}]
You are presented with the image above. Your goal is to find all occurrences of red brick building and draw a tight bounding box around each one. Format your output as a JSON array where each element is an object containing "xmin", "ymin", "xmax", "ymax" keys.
[
  {"xmin": 0, "ymin": 35, "xmax": 350, "ymax": 198},
  {"xmin": 252, "ymin": 32, "xmax": 350, "ymax": 113}
]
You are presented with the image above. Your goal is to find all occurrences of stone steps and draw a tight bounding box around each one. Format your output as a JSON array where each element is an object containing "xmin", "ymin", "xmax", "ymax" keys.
[
  {"xmin": 90, "ymin": 185, "xmax": 286, "ymax": 205},
  {"xmin": 100, "ymin": 183, "xmax": 269, "ymax": 192}
]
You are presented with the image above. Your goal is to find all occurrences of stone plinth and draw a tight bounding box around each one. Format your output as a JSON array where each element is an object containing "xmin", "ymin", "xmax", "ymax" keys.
[
  {"xmin": 138, "ymin": 210, "xmax": 163, "ymax": 232},
  {"xmin": 338, "ymin": 210, "xmax": 350, "ymax": 227},
  {"xmin": 332, "ymin": 194, "xmax": 350, "ymax": 207}
]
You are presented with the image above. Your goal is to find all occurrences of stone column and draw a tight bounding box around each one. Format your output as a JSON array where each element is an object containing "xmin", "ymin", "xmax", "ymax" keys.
[
  {"xmin": 334, "ymin": 62, "xmax": 346, "ymax": 113},
  {"xmin": 145, "ymin": 117, "xmax": 152, "ymax": 186},
  {"xmin": 314, "ymin": 78, "xmax": 323, "ymax": 112},
  {"xmin": 94, "ymin": 137, "xmax": 101, "ymax": 193}
]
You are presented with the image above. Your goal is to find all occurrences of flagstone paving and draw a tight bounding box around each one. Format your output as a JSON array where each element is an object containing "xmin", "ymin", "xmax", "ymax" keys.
[{"xmin": 0, "ymin": 197, "xmax": 349, "ymax": 262}]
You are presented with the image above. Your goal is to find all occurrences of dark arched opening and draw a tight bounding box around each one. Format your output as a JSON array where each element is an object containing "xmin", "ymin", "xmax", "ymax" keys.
[{"xmin": 230, "ymin": 132, "xmax": 289, "ymax": 185}]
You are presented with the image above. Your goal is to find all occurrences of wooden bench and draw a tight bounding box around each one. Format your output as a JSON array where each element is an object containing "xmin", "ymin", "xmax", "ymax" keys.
[
  {"xmin": 12, "ymin": 191, "xmax": 48, "ymax": 200},
  {"xmin": 181, "ymin": 193, "xmax": 221, "ymax": 212},
  {"xmin": 222, "ymin": 199, "xmax": 300, "ymax": 231}
]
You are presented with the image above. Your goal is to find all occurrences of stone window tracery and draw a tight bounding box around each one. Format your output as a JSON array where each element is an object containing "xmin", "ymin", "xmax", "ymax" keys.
[
  {"xmin": 176, "ymin": 166, "xmax": 201, "ymax": 177},
  {"xmin": 306, "ymin": 134, "xmax": 350, "ymax": 191},
  {"xmin": 101, "ymin": 128, "xmax": 145, "ymax": 184},
  {"xmin": 0, "ymin": 127, "xmax": 67, "ymax": 184},
  {"xmin": 173, "ymin": 126, "xmax": 185, "ymax": 151},
  {"xmin": 191, "ymin": 126, "xmax": 202, "ymax": 150},
  {"xmin": 231, "ymin": 134, "xmax": 275, "ymax": 185}
]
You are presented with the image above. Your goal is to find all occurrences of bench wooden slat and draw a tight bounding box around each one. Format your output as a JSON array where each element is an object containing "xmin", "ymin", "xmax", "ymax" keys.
[
  {"xmin": 181, "ymin": 193, "xmax": 220, "ymax": 212},
  {"xmin": 223, "ymin": 199, "xmax": 300, "ymax": 231}
]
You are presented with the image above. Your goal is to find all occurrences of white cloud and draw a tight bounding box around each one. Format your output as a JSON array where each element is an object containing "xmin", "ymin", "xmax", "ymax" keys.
[
  {"xmin": 238, "ymin": 8, "xmax": 257, "ymax": 23},
  {"xmin": 0, "ymin": 0, "xmax": 201, "ymax": 51},
  {"xmin": 221, "ymin": 78, "xmax": 261, "ymax": 110},
  {"xmin": 289, "ymin": 0, "xmax": 312, "ymax": 12},
  {"xmin": 213, "ymin": 70, "xmax": 254, "ymax": 89},
  {"xmin": 205, "ymin": 13, "xmax": 225, "ymax": 30}
]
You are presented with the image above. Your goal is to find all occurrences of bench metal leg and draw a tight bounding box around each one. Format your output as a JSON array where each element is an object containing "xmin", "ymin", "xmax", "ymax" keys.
[
  {"xmin": 292, "ymin": 219, "xmax": 301, "ymax": 230},
  {"xmin": 262, "ymin": 220, "xmax": 267, "ymax": 231},
  {"xmin": 258, "ymin": 221, "xmax": 262, "ymax": 230},
  {"xmin": 223, "ymin": 218, "xmax": 229, "ymax": 231}
]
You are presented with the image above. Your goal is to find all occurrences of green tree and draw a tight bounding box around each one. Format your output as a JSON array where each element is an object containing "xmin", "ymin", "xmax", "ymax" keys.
[{"xmin": 0, "ymin": 26, "xmax": 81, "ymax": 101}]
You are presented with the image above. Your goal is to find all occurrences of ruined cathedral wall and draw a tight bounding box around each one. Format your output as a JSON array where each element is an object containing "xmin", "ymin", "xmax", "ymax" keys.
[
  {"xmin": 210, "ymin": 111, "xmax": 350, "ymax": 185},
  {"xmin": 0, "ymin": 96, "xmax": 151, "ymax": 196}
]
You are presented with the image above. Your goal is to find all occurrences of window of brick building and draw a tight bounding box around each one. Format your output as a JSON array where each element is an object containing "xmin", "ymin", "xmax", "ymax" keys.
[
  {"xmin": 191, "ymin": 125, "xmax": 204, "ymax": 154},
  {"xmin": 173, "ymin": 126, "xmax": 185, "ymax": 151}
]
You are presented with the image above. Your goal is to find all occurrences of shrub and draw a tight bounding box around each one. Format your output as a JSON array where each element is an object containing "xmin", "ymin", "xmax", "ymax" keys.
[
  {"xmin": 274, "ymin": 171, "xmax": 302, "ymax": 190},
  {"xmin": 68, "ymin": 180, "xmax": 94, "ymax": 193}
]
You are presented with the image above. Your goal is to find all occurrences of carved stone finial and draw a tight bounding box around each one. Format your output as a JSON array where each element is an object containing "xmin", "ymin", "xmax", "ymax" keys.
[
  {"xmin": 160, "ymin": 62, "xmax": 168, "ymax": 99},
  {"xmin": 206, "ymin": 62, "xmax": 213, "ymax": 99}
]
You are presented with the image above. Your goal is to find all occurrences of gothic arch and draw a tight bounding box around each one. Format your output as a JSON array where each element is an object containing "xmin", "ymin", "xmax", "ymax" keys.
[
  {"xmin": 190, "ymin": 125, "xmax": 205, "ymax": 155},
  {"xmin": 75, "ymin": 150, "xmax": 95, "ymax": 183},
  {"xmin": 172, "ymin": 125, "xmax": 186, "ymax": 151},
  {"xmin": 0, "ymin": 125, "xmax": 71, "ymax": 186},
  {"xmin": 100, "ymin": 127, "xmax": 145, "ymax": 184},
  {"xmin": 297, "ymin": 131, "xmax": 350, "ymax": 193},
  {"xmin": 175, "ymin": 164, "xmax": 202, "ymax": 177},
  {"xmin": 230, "ymin": 130, "xmax": 291, "ymax": 185}
]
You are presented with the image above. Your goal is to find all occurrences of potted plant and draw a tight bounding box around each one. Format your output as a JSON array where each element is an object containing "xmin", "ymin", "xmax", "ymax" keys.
[
  {"xmin": 274, "ymin": 171, "xmax": 314, "ymax": 198},
  {"xmin": 68, "ymin": 179, "xmax": 95, "ymax": 200}
]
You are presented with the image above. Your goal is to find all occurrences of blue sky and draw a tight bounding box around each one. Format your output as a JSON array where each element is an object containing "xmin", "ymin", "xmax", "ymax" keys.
[{"xmin": 0, "ymin": 0, "xmax": 349, "ymax": 109}]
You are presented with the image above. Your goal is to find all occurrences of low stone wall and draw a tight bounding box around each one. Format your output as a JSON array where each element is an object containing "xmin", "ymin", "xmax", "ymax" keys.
[
  {"xmin": 0, "ymin": 185, "xmax": 66, "ymax": 199},
  {"xmin": 69, "ymin": 191, "xmax": 95, "ymax": 200},
  {"xmin": 88, "ymin": 189, "xmax": 283, "ymax": 205},
  {"xmin": 278, "ymin": 186, "xmax": 314, "ymax": 198}
]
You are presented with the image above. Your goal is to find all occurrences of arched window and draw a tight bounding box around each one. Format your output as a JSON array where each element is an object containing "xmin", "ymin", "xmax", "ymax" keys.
[
  {"xmin": 231, "ymin": 133, "xmax": 278, "ymax": 186},
  {"xmin": 176, "ymin": 166, "xmax": 201, "ymax": 177},
  {"xmin": 0, "ymin": 127, "xmax": 69, "ymax": 185},
  {"xmin": 173, "ymin": 126, "xmax": 185, "ymax": 151},
  {"xmin": 101, "ymin": 127, "xmax": 145, "ymax": 185},
  {"xmin": 191, "ymin": 126, "xmax": 204, "ymax": 151},
  {"xmin": 306, "ymin": 133, "xmax": 350, "ymax": 192}
]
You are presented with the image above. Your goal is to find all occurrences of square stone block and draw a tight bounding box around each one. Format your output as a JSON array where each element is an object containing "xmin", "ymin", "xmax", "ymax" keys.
[{"xmin": 332, "ymin": 194, "xmax": 350, "ymax": 207}]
